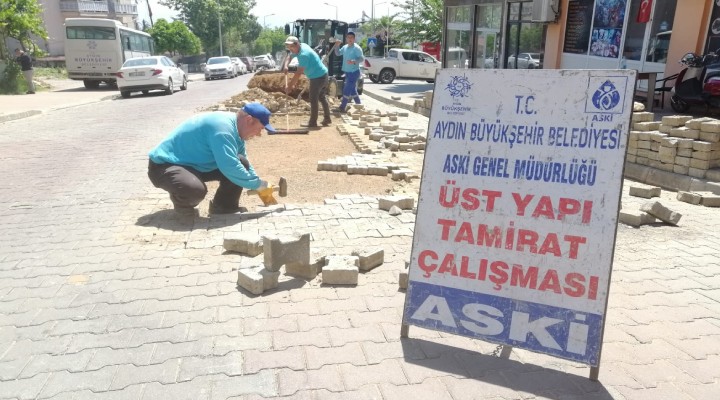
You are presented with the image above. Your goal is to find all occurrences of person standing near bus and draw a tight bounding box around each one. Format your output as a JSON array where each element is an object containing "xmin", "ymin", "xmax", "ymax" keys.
[
  {"xmin": 332, "ymin": 31, "xmax": 364, "ymax": 112},
  {"xmin": 282, "ymin": 36, "xmax": 332, "ymax": 128},
  {"xmin": 14, "ymin": 49, "xmax": 35, "ymax": 94}
]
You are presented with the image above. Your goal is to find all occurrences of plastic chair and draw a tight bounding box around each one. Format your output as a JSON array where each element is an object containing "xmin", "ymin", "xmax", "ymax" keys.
[{"xmin": 654, "ymin": 73, "xmax": 679, "ymax": 109}]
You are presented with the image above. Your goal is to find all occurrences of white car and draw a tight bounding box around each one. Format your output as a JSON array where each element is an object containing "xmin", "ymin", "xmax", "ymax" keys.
[
  {"xmin": 116, "ymin": 56, "xmax": 187, "ymax": 98},
  {"xmin": 507, "ymin": 53, "xmax": 543, "ymax": 69},
  {"xmin": 205, "ymin": 56, "xmax": 236, "ymax": 80},
  {"xmin": 230, "ymin": 57, "xmax": 247, "ymax": 75},
  {"xmin": 254, "ymin": 55, "xmax": 273, "ymax": 70}
]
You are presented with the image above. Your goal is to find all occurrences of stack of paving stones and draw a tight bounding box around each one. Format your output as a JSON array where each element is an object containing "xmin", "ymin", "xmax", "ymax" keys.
[
  {"xmin": 628, "ymin": 113, "xmax": 720, "ymax": 180},
  {"xmin": 336, "ymin": 105, "xmax": 427, "ymax": 154},
  {"xmin": 224, "ymin": 230, "xmax": 388, "ymax": 293},
  {"xmin": 317, "ymin": 153, "xmax": 418, "ymax": 181},
  {"xmin": 412, "ymin": 90, "xmax": 433, "ymax": 117}
]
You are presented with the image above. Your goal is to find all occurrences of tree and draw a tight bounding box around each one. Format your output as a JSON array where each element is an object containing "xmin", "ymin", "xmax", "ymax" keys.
[
  {"xmin": 0, "ymin": 0, "xmax": 47, "ymax": 94},
  {"xmin": 391, "ymin": 0, "xmax": 442, "ymax": 46},
  {"xmin": 0, "ymin": 0, "xmax": 48, "ymax": 57},
  {"xmin": 160, "ymin": 0, "xmax": 256, "ymax": 56},
  {"xmin": 148, "ymin": 18, "xmax": 201, "ymax": 56}
]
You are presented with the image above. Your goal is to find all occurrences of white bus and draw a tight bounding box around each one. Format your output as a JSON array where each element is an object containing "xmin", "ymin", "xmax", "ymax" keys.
[{"xmin": 64, "ymin": 18, "xmax": 154, "ymax": 89}]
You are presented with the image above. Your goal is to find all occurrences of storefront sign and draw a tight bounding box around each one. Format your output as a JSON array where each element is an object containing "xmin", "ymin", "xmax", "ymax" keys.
[
  {"xmin": 706, "ymin": 1, "xmax": 720, "ymax": 54},
  {"xmin": 402, "ymin": 69, "xmax": 635, "ymax": 366},
  {"xmin": 563, "ymin": 0, "xmax": 595, "ymax": 54},
  {"xmin": 590, "ymin": 0, "xmax": 626, "ymax": 58}
]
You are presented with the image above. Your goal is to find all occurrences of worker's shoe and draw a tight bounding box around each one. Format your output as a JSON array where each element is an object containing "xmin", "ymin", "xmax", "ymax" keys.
[
  {"xmin": 209, "ymin": 201, "xmax": 247, "ymax": 215},
  {"xmin": 321, "ymin": 118, "xmax": 332, "ymax": 126},
  {"xmin": 332, "ymin": 107, "xmax": 346, "ymax": 114},
  {"xmin": 300, "ymin": 122, "xmax": 319, "ymax": 128}
]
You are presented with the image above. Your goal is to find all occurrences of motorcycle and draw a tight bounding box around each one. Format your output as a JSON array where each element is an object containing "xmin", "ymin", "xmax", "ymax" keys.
[{"xmin": 670, "ymin": 49, "xmax": 720, "ymax": 113}]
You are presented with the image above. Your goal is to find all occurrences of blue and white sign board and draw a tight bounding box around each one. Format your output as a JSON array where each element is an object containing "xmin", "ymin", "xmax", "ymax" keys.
[
  {"xmin": 367, "ymin": 37, "xmax": 377, "ymax": 48},
  {"xmin": 402, "ymin": 69, "xmax": 635, "ymax": 367}
]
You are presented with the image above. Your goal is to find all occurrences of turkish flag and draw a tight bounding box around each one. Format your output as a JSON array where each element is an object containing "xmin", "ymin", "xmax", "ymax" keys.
[{"xmin": 636, "ymin": 0, "xmax": 653, "ymax": 23}]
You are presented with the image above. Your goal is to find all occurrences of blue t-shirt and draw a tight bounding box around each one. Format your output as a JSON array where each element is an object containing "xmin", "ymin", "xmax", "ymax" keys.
[
  {"xmin": 337, "ymin": 43, "xmax": 364, "ymax": 73},
  {"xmin": 290, "ymin": 43, "xmax": 328, "ymax": 79},
  {"xmin": 148, "ymin": 112, "xmax": 261, "ymax": 189}
]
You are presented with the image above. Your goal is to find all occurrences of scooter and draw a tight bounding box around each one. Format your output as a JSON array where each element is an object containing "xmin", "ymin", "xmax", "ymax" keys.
[{"xmin": 670, "ymin": 50, "xmax": 720, "ymax": 113}]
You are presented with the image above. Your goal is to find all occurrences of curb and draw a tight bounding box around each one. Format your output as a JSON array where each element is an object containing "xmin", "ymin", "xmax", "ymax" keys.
[
  {"xmin": 0, "ymin": 110, "xmax": 42, "ymax": 123},
  {"xmin": 363, "ymin": 88, "xmax": 418, "ymax": 115},
  {"xmin": 624, "ymin": 162, "xmax": 720, "ymax": 194}
]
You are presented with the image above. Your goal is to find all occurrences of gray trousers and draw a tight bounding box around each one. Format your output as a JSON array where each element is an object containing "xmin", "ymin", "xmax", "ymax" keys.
[
  {"xmin": 308, "ymin": 74, "xmax": 330, "ymax": 124},
  {"xmin": 22, "ymin": 70, "xmax": 34, "ymax": 92},
  {"xmin": 148, "ymin": 156, "xmax": 250, "ymax": 209}
]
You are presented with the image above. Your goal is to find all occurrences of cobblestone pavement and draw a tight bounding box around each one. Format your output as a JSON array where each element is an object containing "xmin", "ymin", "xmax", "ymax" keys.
[{"xmin": 0, "ymin": 90, "xmax": 718, "ymax": 399}]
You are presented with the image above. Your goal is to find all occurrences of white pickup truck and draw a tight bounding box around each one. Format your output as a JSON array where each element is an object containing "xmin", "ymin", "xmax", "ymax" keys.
[{"xmin": 364, "ymin": 49, "xmax": 440, "ymax": 84}]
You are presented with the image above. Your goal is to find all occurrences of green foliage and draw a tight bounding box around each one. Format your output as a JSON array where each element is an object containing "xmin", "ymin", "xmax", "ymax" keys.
[
  {"xmin": 149, "ymin": 18, "xmax": 202, "ymax": 56},
  {"xmin": 391, "ymin": 0, "xmax": 442, "ymax": 45},
  {"xmin": 0, "ymin": 60, "xmax": 21, "ymax": 94},
  {"xmin": 160, "ymin": 0, "xmax": 255, "ymax": 56},
  {"xmin": 252, "ymin": 27, "xmax": 287, "ymax": 55},
  {"xmin": 33, "ymin": 66, "xmax": 67, "ymax": 79},
  {"xmin": 0, "ymin": 0, "xmax": 48, "ymax": 57}
]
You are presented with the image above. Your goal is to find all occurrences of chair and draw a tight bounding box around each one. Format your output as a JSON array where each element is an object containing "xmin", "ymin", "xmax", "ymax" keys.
[{"xmin": 654, "ymin": 73, "xmax": 679, "ymax": 109}]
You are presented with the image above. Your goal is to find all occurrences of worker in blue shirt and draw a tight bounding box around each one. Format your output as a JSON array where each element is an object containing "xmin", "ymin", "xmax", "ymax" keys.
[
  {"xmin": 283, "ymin": 36, "xmax": 332, "ymax": 128},
  {"xmin": 147, "ymin": 103, "xmax": 276, "ymax": 216},
  {"xmin": 332, "ymin": 31, "xmax": 364, "ymax": 112}
]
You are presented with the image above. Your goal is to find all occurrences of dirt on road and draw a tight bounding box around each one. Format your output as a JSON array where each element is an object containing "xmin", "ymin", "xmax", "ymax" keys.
[{"xmin": 202, "ymin": 90, "xmax": 400, "ymax": 211}]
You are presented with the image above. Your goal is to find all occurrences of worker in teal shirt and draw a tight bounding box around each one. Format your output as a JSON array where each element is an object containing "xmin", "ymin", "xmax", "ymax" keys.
[
  {"xmin": 148, "ymin": 103, "xmax": 276, "ymax": 215},
  {"xmin": 333, "ymin": 31, "xmax": 364, "ymax": 112},
  {"xmin": 283, "ymin": 36, "xmax": 331, "ymax": 128}
]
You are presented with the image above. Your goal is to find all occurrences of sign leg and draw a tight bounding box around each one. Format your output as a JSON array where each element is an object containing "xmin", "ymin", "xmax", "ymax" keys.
[
  {"xmin": 500, "ymin": 345, "xmax": 513, "ymax": 358},
  {"xmin": 589, "ymin": 366, "xmax": 600, "ymax": 381},
  {"xmin": 400, "ymin": 323, "xmax": 410, "ymax": 338}
]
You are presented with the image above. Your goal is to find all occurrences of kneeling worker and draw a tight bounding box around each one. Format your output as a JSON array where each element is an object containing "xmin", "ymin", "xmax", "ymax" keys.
[{"xmin": 148, "ymin": 103, "xmax": 276, "ymax": 215}]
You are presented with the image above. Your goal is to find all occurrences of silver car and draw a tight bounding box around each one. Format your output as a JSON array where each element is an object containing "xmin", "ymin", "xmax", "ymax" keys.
[
  {"xmin": 116, "ymin": 56, "xmax": 187, "ymax": 98},
  {"xmin": 204, "ymin": 56, "xmax": 236, "ymax": 80}
]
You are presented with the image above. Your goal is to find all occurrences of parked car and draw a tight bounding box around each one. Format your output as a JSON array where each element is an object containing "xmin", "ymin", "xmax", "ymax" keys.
[
  {"xmin": 204, "ymin": 56, "xmax": 236, "ymax": 80},
  {"xmin": 230, "ymin": 57, "xmax": 247, "ymax": 75},
  {"xmin": 364, "ymin": 49, "xmax": 440, "ymax": 84},
  {"xmin": 239, "ymin": 56, "xmax": 256, "ymax": 72},
  {"xmin": 507, "ymin": 52, "xmax": 543, "ymax": 69},
  {"xmin": 115, "ymin": 56, "xmax": 187, "ymax": 98},
  {"xmin": 254, "ymin": 55, "xmax": 274, "ymax": 70}
]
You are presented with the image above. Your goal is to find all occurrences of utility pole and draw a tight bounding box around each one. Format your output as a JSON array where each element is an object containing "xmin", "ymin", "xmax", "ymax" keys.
[{"xmin": 146, "ymin": 0, "xmax": 154, "ymax": 27}]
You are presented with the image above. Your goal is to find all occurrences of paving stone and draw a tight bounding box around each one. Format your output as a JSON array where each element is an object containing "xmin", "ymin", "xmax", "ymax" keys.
[
  {"xmin": 237, "ymin": 266, "xmax": 264, "ymax": 295},
  {"xmin": 177, "ymin": 351, "xmax": 243, "ymax": 382},
  {"xmin": 640, "ymin": 201, "xmax": 682, "ymax": 225},
  {"xmin": 399, "ymin": 271, "xmax": 409, "ymax": 289},
  {"xmin": 677, "ymin": 191, "xmax": 703, "ymax": 205},
  {"xmin": 223, "ymin": 232, "xmax": 263, "ymax": 256},
  {"xmin": 260, "ymin": 268, "xmax": 280, "ymax": 291},
  {"xmin": 628, "ymin": 184, "xmax": 661, "ymax": 198},
  {"xmin": 351, "ymin": 247, "xmax": 384, "ymax": 271},
  {"xmin": 699, "ymin": 192, "xmax": 720, "ymax": 207},
  {"xmin": 263, "ymin": 232, "xmax": 311, "ymax": 272},
  {"xmin": 378, "ymin": 195, "xmax": 414, "ymax": 211},
  {"xmin": 322, "ymin": 256, "xmax": 359, "ymax": 285}
]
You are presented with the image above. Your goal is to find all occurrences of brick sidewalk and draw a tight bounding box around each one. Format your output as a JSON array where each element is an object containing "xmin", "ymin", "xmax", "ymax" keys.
[{"xmin": 0, "ymin": 89, "xmax": 718, "ymax": 399}]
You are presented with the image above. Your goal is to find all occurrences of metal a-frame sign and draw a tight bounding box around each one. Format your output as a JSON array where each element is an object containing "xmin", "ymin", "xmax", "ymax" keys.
[{"xmin": 401, "ymin": 68, "xmax": 636, "ymax": 380}]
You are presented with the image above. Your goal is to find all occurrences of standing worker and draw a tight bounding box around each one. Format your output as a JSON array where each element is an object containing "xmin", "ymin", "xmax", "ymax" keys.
[
  {"xmin": 282, "ymin": 36, "xmax": 332, "ymax": 128},
  {"xmin": 147, "ymin": 103, "xmax": 276, "ymax": 216},
  {"xmin": 14, "ymin": 49, "xmax": 35, "ymax": 94},
  {"xmin": 332, "ymin": 31, "xmax": 363, "ymax": 112}
]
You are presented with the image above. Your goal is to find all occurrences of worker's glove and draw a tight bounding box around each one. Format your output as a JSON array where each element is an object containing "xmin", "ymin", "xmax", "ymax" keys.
[{"xmin": 257, "ymin": 179, "xmax": 269, "ymax": 190}]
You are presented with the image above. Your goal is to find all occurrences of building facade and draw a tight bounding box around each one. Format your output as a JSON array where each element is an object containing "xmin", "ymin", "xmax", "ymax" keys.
[
  {"xmin": 442, "ymin": 0, "xmax": 716, "ymax": 107},
  {"xmin": 39, "ymin": 0, "xmax": 139, "ymax": 57}
]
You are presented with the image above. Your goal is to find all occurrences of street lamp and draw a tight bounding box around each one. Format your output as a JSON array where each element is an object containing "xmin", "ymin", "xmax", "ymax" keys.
[
  {"xmin": 263, "ymin": 13, "xmax": 275, "ymax": 27},
  {"xmin": 323, "ymin": 2, "xmax": 338, "ymax": 20},
  {"xmin": 374, "ymin": 2, "xmax": 390, "ymax": 56}
]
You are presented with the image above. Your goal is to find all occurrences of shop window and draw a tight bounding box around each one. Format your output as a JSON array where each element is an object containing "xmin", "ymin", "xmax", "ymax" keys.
[
  {"xmin": 475, "ymin": 3, "xmax": 502, "ymax": 69},
  {"xmin": 622, "ymin": 0, "xmax": 676, "ymax": 66},
  {"xmin": 506, "ymin": 1, "xmax": 545, "ymax": 69},
  {"xmin": 446, "ymin": 6, "xmax": 474, "ymax": 68}
]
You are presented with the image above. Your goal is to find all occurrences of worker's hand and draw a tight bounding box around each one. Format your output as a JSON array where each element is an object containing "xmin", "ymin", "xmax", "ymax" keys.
[
  {"xmin": 333, "ymin": 40, "xmax": 341, "ymax": 47},
  {"xmin": 257, "ymin": 179, "xmax": 269, "ymax": 190},
  {"xmin": 282, "ymin": 66, "xmax": 288, "ymax": 74}
]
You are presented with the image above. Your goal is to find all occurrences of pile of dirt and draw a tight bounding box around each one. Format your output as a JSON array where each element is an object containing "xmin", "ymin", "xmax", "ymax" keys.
[{"xmin": 247, "ymin": 71, "xmax": 308, "ymax": 100}]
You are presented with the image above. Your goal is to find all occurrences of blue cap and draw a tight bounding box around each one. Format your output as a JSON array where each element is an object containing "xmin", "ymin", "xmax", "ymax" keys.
[
  {"xmin": 243, "ymin": 102, "xmax": 276, "ymax": 133},
  {"xmin": 347, "ymin": 31, "xmax": 355, "ymax": 36}
]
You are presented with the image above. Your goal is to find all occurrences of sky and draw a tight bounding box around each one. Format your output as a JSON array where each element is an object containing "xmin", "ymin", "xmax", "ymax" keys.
[{"xmin": 138, "ymin": 0, "xmax": 403, "ymax": 29}]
